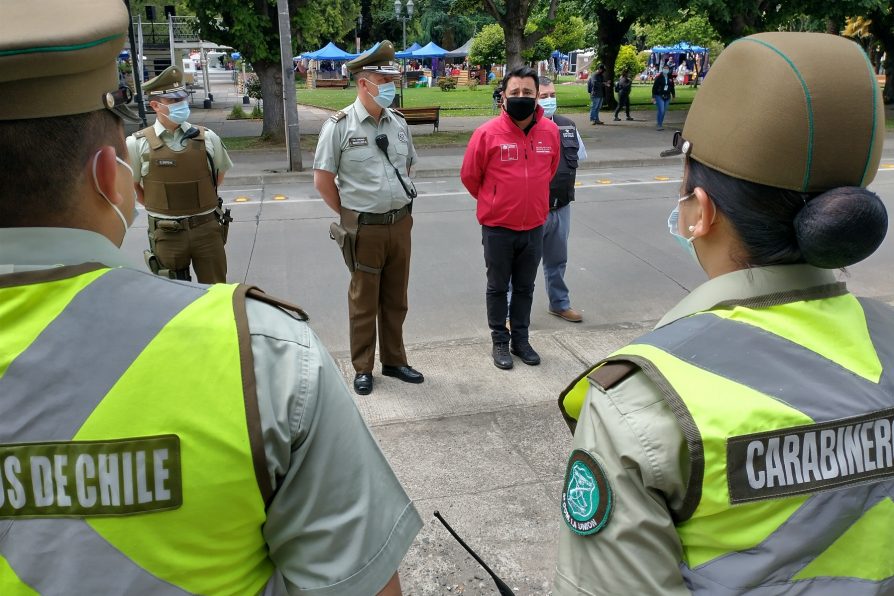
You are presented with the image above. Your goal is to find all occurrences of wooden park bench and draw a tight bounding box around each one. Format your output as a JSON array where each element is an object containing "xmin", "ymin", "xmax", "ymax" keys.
[
  {"xmin": 395, "ymin": 106, "xmax": 441, "ymax": 132},
  {"xmin": 315, "ymin": 78, "xmax": 349, "ymax": 89}
]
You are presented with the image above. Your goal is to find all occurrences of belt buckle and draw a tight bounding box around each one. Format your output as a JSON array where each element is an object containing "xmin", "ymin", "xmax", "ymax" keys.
[{"xmin": 384, "ymin": 210, "xmax": 396, "ymax": 224}]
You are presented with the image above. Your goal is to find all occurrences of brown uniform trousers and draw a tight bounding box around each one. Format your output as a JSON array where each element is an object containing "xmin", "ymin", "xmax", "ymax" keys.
[
  {"xmin": 152, "ymin": 216, "xmax": 227, "ymax": 283},
  {"xmin": 349, "ymin": 215, "xmax": 412, "ymax": 373}
]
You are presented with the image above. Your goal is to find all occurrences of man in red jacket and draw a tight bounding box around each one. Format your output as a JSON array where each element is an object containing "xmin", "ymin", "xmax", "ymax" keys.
[{"xmin": 460, "ymin": 66, "xmax": 561, "ymax": 370}]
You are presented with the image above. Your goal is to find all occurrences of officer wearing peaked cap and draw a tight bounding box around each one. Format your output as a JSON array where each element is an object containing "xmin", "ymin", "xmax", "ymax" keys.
[
  {"xmin": 0, "ymin": 2, "xmax": 422, "ymax": 593},
  {"xmin": 126, "ymin": 64, "xmax": 234, "ymax": 283},
  {"xmin": 314, "ymin": 41, "xmax": 425, "ymax": 396},
  {"xmin": 554, "ymin": 32, "xmax": 892, "ymax": 595}
]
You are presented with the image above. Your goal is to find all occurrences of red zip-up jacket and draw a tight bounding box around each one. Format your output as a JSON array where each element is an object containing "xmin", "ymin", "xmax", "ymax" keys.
[{"xmin": 460, "ymin": 105, "xmax": 560, "ymax": 231}]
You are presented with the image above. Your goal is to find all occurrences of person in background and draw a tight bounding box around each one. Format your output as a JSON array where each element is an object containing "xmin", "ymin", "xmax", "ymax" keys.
[
  {"xmin": 461, "ymin": 66, "xmax": 560, "ymax": 370},
  {"xmin": 651, "ymin": 64, "xmax": 675, "ymax": 131},
  {"xmin": 554, "ymin": 32, "xmax": 890, "ymax": 595},
  {"xmin": 613, "ymin": 69, "xmax": 634, "ymax": 122},
  {"xmin": 586, "ymin": 63, "xmax": 608, "ymax": 125},
  {"xmin": 537, "ymin": 77, "xmax": 586, "ymax": 323}
]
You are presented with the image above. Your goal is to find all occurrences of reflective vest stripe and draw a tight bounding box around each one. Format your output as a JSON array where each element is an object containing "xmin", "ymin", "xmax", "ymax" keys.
[
  {"xmin": 2, "ymin": 519, "xmax": 192, "ymax": 595},
  {"xmin": 630, "ymin": 300, "xmax": 892, "ymax": 420},
  {"xmin": 681, "ymin": 480, "xmax": 894, "ymax": 594},
  {"xmin": 0, "ymin": 268, "xmax": 203, "ymax": 441}
]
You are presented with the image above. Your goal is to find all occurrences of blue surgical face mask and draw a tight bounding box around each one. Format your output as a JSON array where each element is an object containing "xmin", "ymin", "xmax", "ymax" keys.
[
  {"xmin": 367, "ymin": 80, "xmax": 396, "ymax": 109},
  {"xmin": 667, "ymin": 193, "xmax": 699, "ymax": 264},
  {"xmin": 539, "ymin": 97, "xmax": 557, "ymax": 118},
  {"xmin": 165, "ymin": 101, "xmax": 190, "ymax": 124}
]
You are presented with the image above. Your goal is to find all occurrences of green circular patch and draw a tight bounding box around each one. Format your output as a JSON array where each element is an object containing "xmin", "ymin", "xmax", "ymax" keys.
[{"xmin": 561, "ymin": 449, "xmax": 612, "ymax": 535}]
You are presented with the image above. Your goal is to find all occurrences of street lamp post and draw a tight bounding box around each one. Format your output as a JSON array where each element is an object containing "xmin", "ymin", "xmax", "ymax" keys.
[{"xmin": 393, "ymin": 0, "xmax": 414, "ymax": 108}]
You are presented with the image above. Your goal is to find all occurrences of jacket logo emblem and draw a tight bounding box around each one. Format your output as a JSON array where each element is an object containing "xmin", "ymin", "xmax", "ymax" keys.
[
  {"xmin": 500, "ymin": 143, "xmax": 518, "ymax": 161},
  {"xmin": 156, "ymin": 159, "xmax": 176, "ymax": 167},
  {"xmin": 349, "ymin": 137, "xmax": 369, "ymax": 147},
  {"xmin": 562, "ymin": 449, "xmax": 612, "ymax": 535},
  {"xmin": 535, "ymin": 141, "xmax": 553, "ymax": 154},
  {"xmin": 562, "ymin": 130, "xmax": 576, "ymax": 139}
]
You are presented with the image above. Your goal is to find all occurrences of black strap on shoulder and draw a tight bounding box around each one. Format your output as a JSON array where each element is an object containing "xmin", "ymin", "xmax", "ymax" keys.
[
  {"xmin": 588, "ymin": 360, "xmax": 638, "ymax": 390},
  {"xmin": 245, "ymin": 286, "xmax": 309, "ymax": 321}
]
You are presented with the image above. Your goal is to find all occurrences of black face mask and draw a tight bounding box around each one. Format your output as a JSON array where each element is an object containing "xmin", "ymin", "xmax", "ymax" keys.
[{"xmin": 505, "ymin": 97, "xmax": 536, "ymax": 121}]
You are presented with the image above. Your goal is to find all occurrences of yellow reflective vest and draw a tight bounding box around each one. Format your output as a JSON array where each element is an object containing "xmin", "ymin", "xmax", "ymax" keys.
[
  {"xmin": 0, "ymin": 264, "xmax": 275, "ymax": 594},
  {"xmin": 560, "ymin": 285, "xmax": 894, "ymax": 593}
]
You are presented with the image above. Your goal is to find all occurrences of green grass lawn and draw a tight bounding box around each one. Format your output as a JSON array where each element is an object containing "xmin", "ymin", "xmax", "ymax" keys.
[{"xmin": 297, "ymin": 81, "xmax": 698, "ymax": 116}]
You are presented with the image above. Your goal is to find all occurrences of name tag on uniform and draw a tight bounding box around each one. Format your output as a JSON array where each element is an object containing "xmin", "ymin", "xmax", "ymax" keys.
[
  {"xmin": 535, "ymin": 141, "xmax": 553, "ymax": 154},
  {"xmin": 0, "ymin": 434, "xmax": 182, "ymax": 518},
  {"xmin": 562, "ymin": 129, "xmax": 576, "ymax": 139},
  {"xmin": 155, "ymin": 159, "xmax": 176, "ymax": 167},
  {"xmin": 727, "ymin": 409, "xmax": 894, "ymax": 504},
  {"xmin": 500, "ymin": 143, "xmax": 518, "ymax": 161},
  {"xmin": 398, "ymin": 131, "xmax": 408, "ymax": 143},
  {"xmin": 348, "ymin": 137, "xmax": 369, "ymax": 147}
]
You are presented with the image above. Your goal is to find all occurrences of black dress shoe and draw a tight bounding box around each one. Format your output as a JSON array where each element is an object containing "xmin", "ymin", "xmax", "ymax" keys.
[
  {"xmin": 493, "ymin": 342, "xmax": 513, "ymax": 370},
  {"xmin": 382, "ymin": 365, "xmax": 425, "ymax": 384},
  {"xmin": 510, "ymin": 342, "xmax": 541, "ymax": 366},
  {"xmin": 354, "ymin": 373, "xmax": 373, "ymax": 395}
]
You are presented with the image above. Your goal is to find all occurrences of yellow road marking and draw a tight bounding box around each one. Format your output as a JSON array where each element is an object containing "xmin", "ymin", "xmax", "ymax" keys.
[
  {"xmin": 598, "ymin": 179, "xmax": 612, "ymax": 185},
  {"xmin": 235, "ymin": 196, "xmax": 250, "ymax": 202},
  {"xmin": 273, "ymin": 194, "xmax": 287, "ymax": 201},
  {"xmin": 654, "ymin": 176, "xmax": 670, "ymax": 181}
]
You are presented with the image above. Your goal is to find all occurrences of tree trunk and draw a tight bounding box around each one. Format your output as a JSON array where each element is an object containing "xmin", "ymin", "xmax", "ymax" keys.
[
  {"xmin": 594, "ymin": 7, "xmax": 634, "ymax": 111},
  {"xmin": 869, "ymin": 7, "xmax": 894, "ymax": 104},
  {"xmin": 255, "ymin": 60, "xmax": 285, "ymax": 141},
  {"xmin": 504, "ymin": 25, "xmax": 525, "ymax": 68}
]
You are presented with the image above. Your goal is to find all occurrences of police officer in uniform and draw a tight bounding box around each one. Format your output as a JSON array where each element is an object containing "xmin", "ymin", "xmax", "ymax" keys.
[
  {"xmin": 0, "ymin": 2, "xmax": 421, "ymax": 593},
  {"xmin": 554, "ymin": 33, "xmax": 892, "ymax": 594},
  {"xmin": 126, "ymin": 66, "xmax": 233, "ymax": 283},
  {"xmin": 314, "ymin": 41, "xmax": 424, "ymax": 396},
  {"xmin": 537, "ymin": 77, "xmax": 586, "ymax": 323}
]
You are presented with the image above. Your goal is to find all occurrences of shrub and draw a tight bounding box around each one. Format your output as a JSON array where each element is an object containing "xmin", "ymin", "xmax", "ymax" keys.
[
  {"xmin": 438, "ymin": 76, "xmax": 458, "ymax": 91},
  {"xmin": 468, "ymin": 77, "xmax": 479, "ymax": 90},
  {"xmin": 615, "ymin": 45, "xmax": 646, "ymax": 80},
  {"xmin": 228, "ymin": 104, "xmax": 247, "ymax": 120},
  {"xmin": 244, "ymin": 74, "xmax": 262, "ymax": 101},
  {"xmin": 251, "ymin": 104, "xmax": 263, "ymax": 119}
]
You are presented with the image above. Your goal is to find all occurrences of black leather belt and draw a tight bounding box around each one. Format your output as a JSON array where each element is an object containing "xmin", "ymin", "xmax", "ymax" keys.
[{"xmin": 357, "ymin": 205, "xmax": 410, "ymax": 225}]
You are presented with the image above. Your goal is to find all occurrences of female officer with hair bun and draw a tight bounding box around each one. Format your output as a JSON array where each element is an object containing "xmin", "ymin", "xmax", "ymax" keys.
[{"xmin": 554, "ymin": 32, "xmax": 891, "ymax": 595}]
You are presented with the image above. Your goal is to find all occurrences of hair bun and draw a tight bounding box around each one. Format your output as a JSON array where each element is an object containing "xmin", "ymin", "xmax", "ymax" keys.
[{"xmin": 795, "ymin": 187, "xmax": 888, "ymax": 269}]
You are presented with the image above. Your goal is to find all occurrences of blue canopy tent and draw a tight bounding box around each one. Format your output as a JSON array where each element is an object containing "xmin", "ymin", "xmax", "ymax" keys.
[
  {"xmin": 395, "ymin": 42, "xmax": 421, "ymax": 59},
  {"xmin": 650, "ymin": 42, "xmax": 710, "ymax": 84},
  {"xmin": 298, "ymin": 42, "xmax": 357, "ymax": 61},
  {"xmin": 550, "ymin": 49, "xmax": 570, "ymax": 72},
  {"xmin": 411, "ymin": 41, "xmax": 448, "ymax": 58}
]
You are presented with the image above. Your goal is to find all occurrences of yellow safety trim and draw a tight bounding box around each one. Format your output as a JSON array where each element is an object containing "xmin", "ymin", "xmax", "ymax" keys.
[
  {"xmin": 711, "ymin": 294, "xmax": 882, "ymax": 382},
  {"xmin": 793, "ymin": 497, "xmax": 894, "ymax": 581},
  {"xmin": 0, "ymin": 269, "xmax": 107, "ymax": 379},
  {"xmin": 0, "ymin": 555, "xmax": 39, "ymax": 595},
  {"xmin": 74, "ymin": 283, "xmax": 272, "ymax": 595},
  {"xmin": 561, "ymin": 370, "xmax": 597, "ymax": 423},
  {"xmin": 613, "ymin": 343, "xmax": 813, "ymax": 568}
]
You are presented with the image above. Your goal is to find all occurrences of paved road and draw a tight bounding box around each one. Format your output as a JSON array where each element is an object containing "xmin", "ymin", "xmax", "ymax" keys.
[{"xmin": 118, "ymin": 160, "xmax": 894, "ymax": 594}]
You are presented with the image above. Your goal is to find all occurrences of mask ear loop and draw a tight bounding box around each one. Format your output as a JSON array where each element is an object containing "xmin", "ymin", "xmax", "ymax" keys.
[{"xmin": 92, "ymin": 150, "xmax": 130, "ymax": 236}]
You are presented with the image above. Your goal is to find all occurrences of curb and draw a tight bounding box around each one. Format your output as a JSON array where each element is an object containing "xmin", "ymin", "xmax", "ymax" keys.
[{"xmin": 223, "ymin": 154, "xmax": 685, "ymax": 186}]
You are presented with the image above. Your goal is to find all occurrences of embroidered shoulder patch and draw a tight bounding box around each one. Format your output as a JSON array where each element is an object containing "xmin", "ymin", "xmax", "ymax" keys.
[{"xmin": 561, "ymin": 449, "xmax": 612, "ymax": 535}]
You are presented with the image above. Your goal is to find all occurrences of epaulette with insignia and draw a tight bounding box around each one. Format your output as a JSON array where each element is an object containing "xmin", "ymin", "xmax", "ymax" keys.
[
  {"xmin": 588, "ymin": 361, "xmax": 638, "ymax": 391},
  {"xmin": 329, "ymin": 111, "xmax": 346, "ymax": 123},
  {"xmin": 133, "ymin": 130, "xmax": 146, "ymax": 138},
  {"xmin": 245, "ymin": 286, "xmax": 308, "ymax": 321},
  {"xmin": 391, "ymin": 109, "xmax": 406, "ymax": 120}
]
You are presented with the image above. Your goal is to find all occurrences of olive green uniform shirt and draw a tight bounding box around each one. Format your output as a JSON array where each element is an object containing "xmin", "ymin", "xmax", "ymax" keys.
[
  {"xmin": 0, "ymin": 227, "xmax": 423, "ymax": 595},
  {"xmin": 125, "ymin": 120, "xmax": 233, "ymax": 218},
  {"xmin": 554, "ymin": 265, "xmax": 839, "ymax": 596},
  {"xmin": 313, "ymin": 99, "xmax": 417, "ymax": 214}
]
